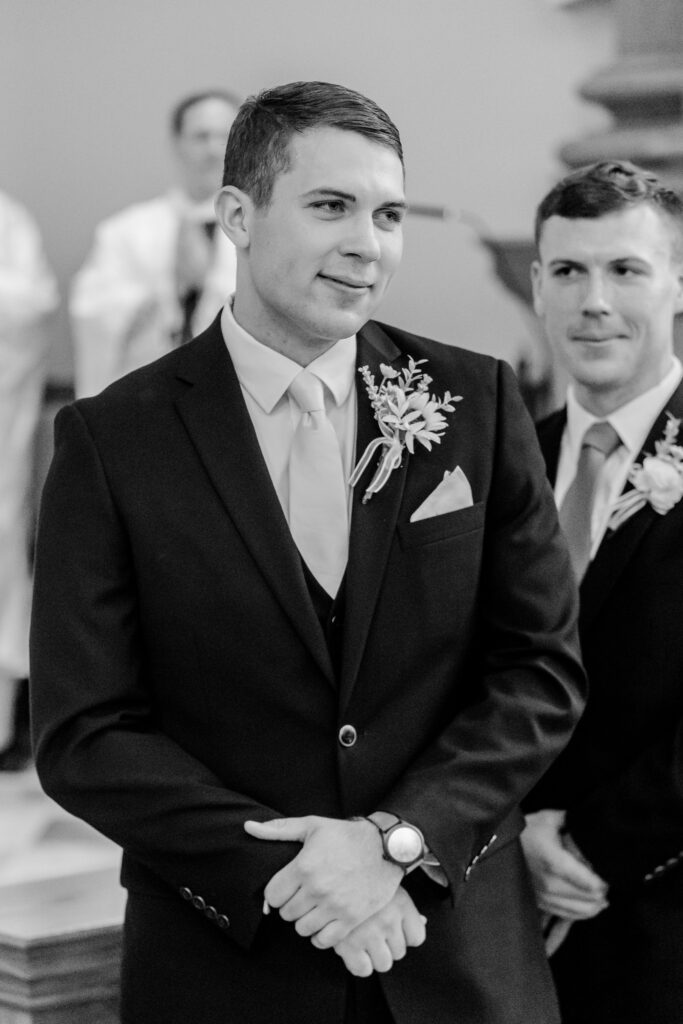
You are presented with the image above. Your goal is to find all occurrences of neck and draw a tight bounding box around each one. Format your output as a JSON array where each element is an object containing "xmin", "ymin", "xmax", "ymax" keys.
[{"xmin": 231, "ymin": 298, "xmax": 339, "ymax": 368}]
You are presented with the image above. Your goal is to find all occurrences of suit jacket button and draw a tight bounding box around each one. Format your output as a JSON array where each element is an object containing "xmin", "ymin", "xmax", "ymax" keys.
[
  {"xmin": 179, "ymin": 887, "xmax": 193, "ymax": 901},
  {"xmin": 192, "ymin": 895, "xmax": 206, "ymax": 911},
  {"xmin": 339, "ymin": 724, "xmax": 357, "ymax": 747},
  {"xmin": 217, "ymin": 914, "xmax": 230, "ymax": 929},
  {"xmin": 205, "ymin": 906, "xmax": 218, "ymax": 921}
]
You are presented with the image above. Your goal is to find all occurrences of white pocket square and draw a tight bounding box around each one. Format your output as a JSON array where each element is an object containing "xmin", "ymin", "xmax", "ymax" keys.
[{"xmin": 410, "ymin": 466, "xmax": 473, "ymax": 522}]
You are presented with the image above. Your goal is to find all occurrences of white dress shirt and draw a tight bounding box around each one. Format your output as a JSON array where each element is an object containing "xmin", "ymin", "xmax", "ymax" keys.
[
  {"xmin": 555, "ymin": 357, "xmax": 683, "ymax": 560},
  {"xmin": 220, "ymin": 300, "xmax": 357, "ymax": 527}
]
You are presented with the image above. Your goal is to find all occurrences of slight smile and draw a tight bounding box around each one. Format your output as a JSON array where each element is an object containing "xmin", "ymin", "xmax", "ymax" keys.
[{"xmin": 318, "ymin": 274, "xmax": 373, "ymax": 291}]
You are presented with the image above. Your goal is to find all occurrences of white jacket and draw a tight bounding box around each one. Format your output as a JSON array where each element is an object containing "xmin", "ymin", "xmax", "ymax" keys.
[
  {"xmin": 0, "ymin": 190, "xmax": 58, "ymax": 679},
  {"xmin": 70, "ymin": 190, "xmax": 237, "ymax": 398}
]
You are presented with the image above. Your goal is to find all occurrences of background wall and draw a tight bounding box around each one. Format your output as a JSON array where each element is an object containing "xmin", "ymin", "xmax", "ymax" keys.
[{"xmin": 1, "ymin": 0, "xmax": 614, "ymax": 382}]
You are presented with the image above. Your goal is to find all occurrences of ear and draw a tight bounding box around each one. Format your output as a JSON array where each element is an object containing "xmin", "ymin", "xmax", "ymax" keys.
[
  {"xmin": 530, "ymin": 259, "xmax": 544, "ymax": 317},
  {"xmin": 215, "ymin": 186, "xmax": 253, "ymax": 250},
  {"xmin": 674, "ymin": 263, "xmax": 683, "ymax": 317}
]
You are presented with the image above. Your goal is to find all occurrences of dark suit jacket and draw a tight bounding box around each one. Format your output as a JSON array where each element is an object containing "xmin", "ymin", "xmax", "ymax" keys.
[
  {"xmin": 530, "ymin": 384, "xmax": 683, "ymax": 1023},
  {"xmin": 30, "ymin": 317, "xmax": 584, "ymax": 1024}
]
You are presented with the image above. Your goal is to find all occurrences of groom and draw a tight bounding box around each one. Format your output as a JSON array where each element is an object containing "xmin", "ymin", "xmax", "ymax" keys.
[{"xmin": 30, "ymin": 81, "xmax": 585, "ymax": 1024}]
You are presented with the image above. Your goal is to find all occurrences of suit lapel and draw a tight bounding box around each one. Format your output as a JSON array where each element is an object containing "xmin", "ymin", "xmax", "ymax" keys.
[
  {"xmin": 339, "ymin": 322, "xmax": 406, "ymax": 710},
  {"xmin": 537, "ymin": 410, "xmax": 566, "ymax": 487},
  {"xmin": 580, "ymin": 377, "xmax": 683, "ymax": 628},
  {"xmin": 174, "ymin": 321, "xmax": 334, "ymax": 684}
]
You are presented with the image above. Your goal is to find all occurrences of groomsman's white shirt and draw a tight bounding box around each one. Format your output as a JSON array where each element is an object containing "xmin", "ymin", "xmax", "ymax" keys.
[{"xmin": 554, "ymin": 357, "xmax": 683, "ymax": 560}]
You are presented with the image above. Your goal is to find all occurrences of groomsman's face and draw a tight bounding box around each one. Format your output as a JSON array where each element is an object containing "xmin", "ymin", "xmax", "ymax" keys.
[
  {"xmin": 223, "ymin": 126, "xmax": 405, "ymax": 365},
  {"xmin": 532, "ymin": 204, "xmax": 683, "ymax": 415}
]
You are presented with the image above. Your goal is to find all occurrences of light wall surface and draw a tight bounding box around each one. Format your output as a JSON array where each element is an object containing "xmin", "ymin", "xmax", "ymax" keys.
[{"xmin": 1, "ymin": 0, "xmax": 614, "ymax": 381}]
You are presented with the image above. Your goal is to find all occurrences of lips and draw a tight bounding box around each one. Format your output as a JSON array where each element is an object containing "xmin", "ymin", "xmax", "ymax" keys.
[
  {"xmin": 570, "ymin": 334, "xmax": 626, "ymax": 342},
  {"xmin": 319, "ymin": 274, "xmax": 373, "ymax": 289}
]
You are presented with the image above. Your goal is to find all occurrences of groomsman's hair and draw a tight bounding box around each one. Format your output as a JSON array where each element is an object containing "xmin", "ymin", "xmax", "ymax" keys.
[
  {"xmin": 171, "ymin": 89, "xmax": 242, "ymax": 136},
  {"xmin": 534, "ymin": 160, "xmax": 683, "ymax": 258},
  {"xmin": 222, "ymin": 80, "xmax": 403, "ymax": 208}
]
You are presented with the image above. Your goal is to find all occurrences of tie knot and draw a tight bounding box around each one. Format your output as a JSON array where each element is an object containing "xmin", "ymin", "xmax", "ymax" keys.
[
  {"xmin": 288, "ymin": 370, "xmax": 325, "ymax": 414},
  {"xmin": 582, "ymin": 420, "xmax": 621, "ymax": 457}
]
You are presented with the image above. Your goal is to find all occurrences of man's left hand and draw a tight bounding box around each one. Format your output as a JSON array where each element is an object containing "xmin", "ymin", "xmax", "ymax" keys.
[{"xmin": 245, "ymin": 815, "xmax": 403, "ymax": 946}]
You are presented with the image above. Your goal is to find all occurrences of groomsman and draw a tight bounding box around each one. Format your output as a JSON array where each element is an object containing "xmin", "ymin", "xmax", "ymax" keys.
[
  {"xmin": 523, "ymin": 160, "xmax": 683, "ymax": 1024},
  {"xmin": 31, "ymin": 81, "xmax": 584, "ymax": 1023}
]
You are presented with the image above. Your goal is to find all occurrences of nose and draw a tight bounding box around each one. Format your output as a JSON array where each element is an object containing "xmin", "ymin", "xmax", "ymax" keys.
[
  {"xmin": 581, "ymin": 271, "xmax": 611, "ymax": 316},
  {"xmin": 342, "ymin": 216, "xmax": 381, "ymax": 263}
]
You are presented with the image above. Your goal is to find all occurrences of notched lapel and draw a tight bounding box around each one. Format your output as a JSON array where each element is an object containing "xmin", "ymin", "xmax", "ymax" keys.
[
  {"xmin": 339, "ymin": 323, "xmax": 406, "ymax": 709},
  {"xmin": 581, "ymin": 379, "xmax": 683, "ymax": 628},
  {"xmin": 173, "ymin": 326, "xmax": 334, "ymax": 684}
]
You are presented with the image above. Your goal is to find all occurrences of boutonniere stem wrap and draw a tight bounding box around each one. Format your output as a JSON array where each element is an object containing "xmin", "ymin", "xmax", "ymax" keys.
[
  {"xmin": 608, "ymin": 413, "xmax": 683, "ymax": 532},
  {"xmin": 349, "ymin": 358, "xmax": 461, "ymax": 503}
]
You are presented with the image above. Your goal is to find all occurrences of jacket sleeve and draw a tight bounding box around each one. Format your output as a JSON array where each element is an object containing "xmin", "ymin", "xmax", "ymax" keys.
[
  {"xmin": 566, "ymin": 701, "xmax": 683, "ymax": 891},
  {"xmin": 30, "ymin": 404, "xmax": 299, "ymax": 951},
  {"xmin": 381, "ymin": 360, "xmax": 587, "ymax": 893}
]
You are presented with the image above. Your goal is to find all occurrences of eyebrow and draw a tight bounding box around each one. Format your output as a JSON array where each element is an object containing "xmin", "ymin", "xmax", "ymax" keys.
[{"xmin": 302, "ymin": 188, "xmax": 407, "ymax": 209}]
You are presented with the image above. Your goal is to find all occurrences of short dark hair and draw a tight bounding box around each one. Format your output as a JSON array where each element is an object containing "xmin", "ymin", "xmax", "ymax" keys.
[
  {"xmin": 171, "ymin": 90, "xmax": 241, "ymax": 136},
  {"xmin": 222, "ymin": 81, "xmax": 404, "ymax": 207},
  {"xmin": 535, "ymin": 160, "xmax": 683, "ymax": 258}
]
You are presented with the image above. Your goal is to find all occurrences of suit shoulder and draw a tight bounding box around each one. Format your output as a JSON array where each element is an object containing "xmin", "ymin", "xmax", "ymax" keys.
[{"xmin": 75, "ymin": 322, "xmax": 223, "ymax": 424}]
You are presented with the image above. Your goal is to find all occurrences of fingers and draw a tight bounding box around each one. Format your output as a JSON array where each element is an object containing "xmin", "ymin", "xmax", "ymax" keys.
[
  {"xmin": 331, "ymin": 888, "xmax": 427, "ymax": 976},
  {"xmin": 538, "ymin": 891, "xmax": 608, "ymax": 920},
  {"xmin": 336, "ymin": 947, "xmax": 375, "ymax": 978},
  {"xmin": 552, "ymin": 846, "xmax": 606, "ymax": 897},
  {"xmin": 244, "ymin": 816, "xmax": 315, "ymax": 842},
  {"xmin": 402, "ymin": 911, "xmax": 428, "ymax": 948}
]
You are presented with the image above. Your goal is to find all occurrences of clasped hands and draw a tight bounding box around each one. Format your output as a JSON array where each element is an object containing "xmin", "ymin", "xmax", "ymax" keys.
[
  {"xmin": 244, "ymin": 815, "xmax": 427, "ymax": 977},
  {"xmin": 521, "ymin": 809, "xmax": 609, "ymax": 955}
]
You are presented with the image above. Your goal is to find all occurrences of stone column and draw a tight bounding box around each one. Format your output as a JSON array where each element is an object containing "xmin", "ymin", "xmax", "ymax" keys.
[{"xmin": 560, "ymin": 0, "xmax": 683, "ymax": 190}]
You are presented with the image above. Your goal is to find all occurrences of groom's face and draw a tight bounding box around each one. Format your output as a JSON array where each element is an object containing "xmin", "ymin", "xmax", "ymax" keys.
[{"xmin": 234, "ymin": 126, "xmax": 405, "ymax": 363}]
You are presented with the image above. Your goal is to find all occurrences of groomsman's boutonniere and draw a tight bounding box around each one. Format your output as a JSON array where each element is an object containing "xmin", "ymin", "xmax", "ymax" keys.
[
  {"xmin": 349, "ymin": 358, "xmax": 461, "ymax": 503},
  {"xmin": 608, "ymin": 413, "xmax": 683, "ymax": 532}
]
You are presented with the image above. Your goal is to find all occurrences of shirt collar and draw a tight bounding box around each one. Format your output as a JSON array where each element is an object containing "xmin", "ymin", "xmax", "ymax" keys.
[
  {"xmin": 566, "ymin": 356, "xmax": 683, "ymax": 457},
  {"xmin": 220, "ymin": 298, "xmax": 357, "ymax": 414}
]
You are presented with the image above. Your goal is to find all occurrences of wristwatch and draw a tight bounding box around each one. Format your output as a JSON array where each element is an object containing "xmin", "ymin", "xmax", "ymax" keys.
[{"xmin": 364, "ymin": 813, "xmax": 426, "ymax": 871}]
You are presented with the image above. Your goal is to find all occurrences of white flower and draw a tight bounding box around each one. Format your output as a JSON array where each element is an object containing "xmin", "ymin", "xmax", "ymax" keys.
[
  {"xmin": 349, "ymin": 357, "xmax": 461, "ymax": 503},
  {"xmin": 634, "ymin": 456, "xmax": 683, "ymax": 513},
  {"xmin": 608, "ymin": 413, "xmax": 683, "ymax": 530}
]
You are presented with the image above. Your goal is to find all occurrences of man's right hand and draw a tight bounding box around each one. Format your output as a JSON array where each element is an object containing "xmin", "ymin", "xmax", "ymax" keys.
[
  {"xmin": 329, "ymin": 886, "xmax": 427, "ymax": 977},
  {"xmin": 521, "ymin": 809, "xmax": 609, "ymax": 920}
]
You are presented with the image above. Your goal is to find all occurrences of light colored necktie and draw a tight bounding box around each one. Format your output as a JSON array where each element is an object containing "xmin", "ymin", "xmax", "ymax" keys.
[
  {"xmin": 288, "ymin": 370, "xmax": 349, "ymax": 597},
  {"xmin": 559, "ymin": 420, "xmax": 621, "ymax": 580}
]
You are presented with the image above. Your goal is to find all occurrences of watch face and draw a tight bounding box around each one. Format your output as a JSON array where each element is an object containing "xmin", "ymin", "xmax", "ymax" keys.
[{"xmin": 386, "ymin": 825, "xmax": 423, "ymax": 864}]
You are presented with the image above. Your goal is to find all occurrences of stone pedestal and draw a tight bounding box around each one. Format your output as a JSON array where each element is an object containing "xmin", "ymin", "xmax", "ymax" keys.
[{"xmin": 0, "ymin": 869, "xmax": 125, "ymax": 1023}]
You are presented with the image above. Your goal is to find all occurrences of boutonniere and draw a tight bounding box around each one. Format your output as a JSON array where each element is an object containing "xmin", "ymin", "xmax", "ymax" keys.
[
  {"xmin": 608, "ymin": 413, "xmax": 683, "ymax": 532},
  {"xmin": 349, "ymin": 357, "xmax": 461, "ymax": 504}
]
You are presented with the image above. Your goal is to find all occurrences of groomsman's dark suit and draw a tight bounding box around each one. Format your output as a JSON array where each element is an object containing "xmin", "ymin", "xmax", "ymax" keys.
[
  {"xmin": 30, "ymin": 313, "xmax": 585, "ymax": 1024},
  {"xmin": 529, "ymin": 381, "xmax": 683, "ymax": 1024}
]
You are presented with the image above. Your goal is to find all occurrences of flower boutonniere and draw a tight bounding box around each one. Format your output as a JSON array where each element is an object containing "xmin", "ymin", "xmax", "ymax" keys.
[
  {"xmin": 349, "ymin": 357, "xmax": 461, "ymax": 504},
  {"xmin": 608, "ymin": 413, "xmax": 683, "ymax": 532}
]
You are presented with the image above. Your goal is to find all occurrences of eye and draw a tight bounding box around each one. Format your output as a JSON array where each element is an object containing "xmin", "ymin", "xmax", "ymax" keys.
[
  {"xmin": 311, "ymin": 200, "xmax": 345, "ymax": 215},
  {"xmin": 551, "ymin": 264, "xmax": 580, "ymax": 279},
  {"xmin": 613, "ymin": 263, "xmax": 643, "ymax": 277},
  {"xmin": 375, "ymin": 208, "xmax": 404, "ymax": 228}
]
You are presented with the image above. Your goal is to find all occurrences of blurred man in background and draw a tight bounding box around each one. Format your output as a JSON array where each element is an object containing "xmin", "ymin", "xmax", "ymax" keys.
[
  {"xmin": 0, "ymin": 189, "xmax": 58, "ymax": 770},
  {"xmin": 523, "ymin": 160, "xmax": 683, "ymax": 1024},
  {"xmin": 70, "ymin": 89, "xmax": 239, "ymax": 398}
]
